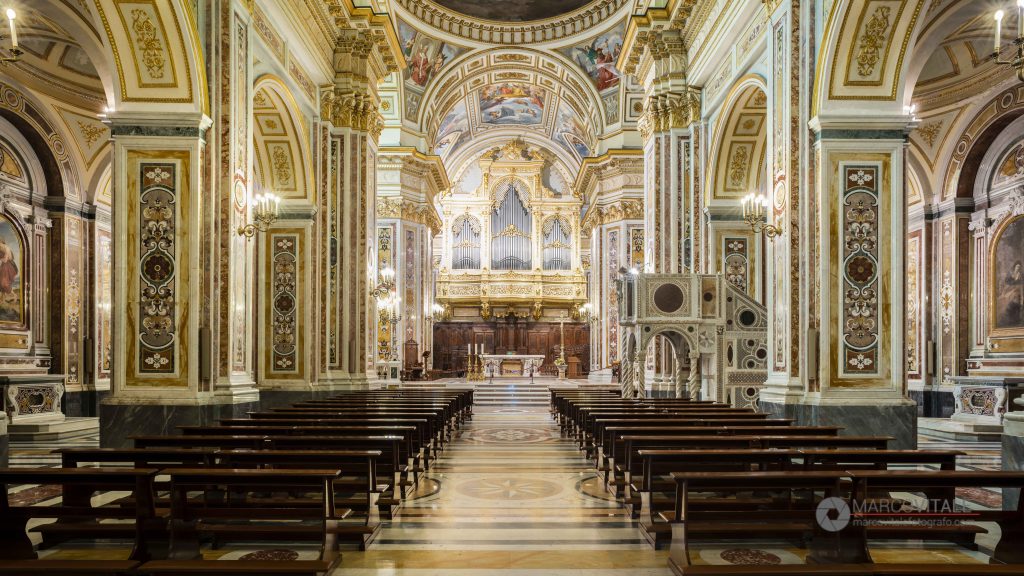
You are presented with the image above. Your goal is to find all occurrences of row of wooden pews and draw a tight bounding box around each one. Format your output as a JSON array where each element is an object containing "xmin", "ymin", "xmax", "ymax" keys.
[
  {"xmin": 0, "ymin": 387, "xmax": 472, "ymax": 576},
  {"xmin": 551, "ymin": 388, "xmax": 1024, "ymax": 575}
]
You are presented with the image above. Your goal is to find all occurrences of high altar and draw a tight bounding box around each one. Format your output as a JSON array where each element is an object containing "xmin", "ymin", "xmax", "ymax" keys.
[{"xmin": 481, "ymin": 354, "xmax": 546, "ymax": 377}]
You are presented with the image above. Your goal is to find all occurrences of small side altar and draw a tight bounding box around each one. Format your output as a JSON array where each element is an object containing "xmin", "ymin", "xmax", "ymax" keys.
[
  {"xmin": 951, "ymin": 376, "xmax": 1024, "ymax": 426},
  {"xmin": 481, "ymin": 354, "xmax": 545, "ymax": 377}
]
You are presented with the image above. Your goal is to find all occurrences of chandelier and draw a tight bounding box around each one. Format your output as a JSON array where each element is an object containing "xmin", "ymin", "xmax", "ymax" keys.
[
  {"xmin": 1, "ymin": 9, "xmax": 21, "ymax": 64},
  {"xmin": 741, "ymin": 193, "xmax": 781, "ymax": 239},
  {"xmin": 993, "ymin": 2, "xmax": 1024, "ymax": 82},
  {"xmin": 373, "ymin": 267, "xmax": 402, "ymax": 326},
  {"xmin": 237, "ymin": 191, "xmax": 280, "ymax": 238}
]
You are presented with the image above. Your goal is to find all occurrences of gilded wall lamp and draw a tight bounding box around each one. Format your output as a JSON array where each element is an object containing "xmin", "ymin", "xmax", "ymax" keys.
[
  {"xmin": 993, "ymin": 2, "xmax": 1024, "ymax": 82},
  {"xmin": 237, "ymin": 191, "xmax": 280, "ymax": 238},
  {"xmin": 741, "ymin": 193, "xmax": 782, "ymax": 239},
  {"xmin": 1, "ymin": 8, "xmax": 21, "ymax": 64}
]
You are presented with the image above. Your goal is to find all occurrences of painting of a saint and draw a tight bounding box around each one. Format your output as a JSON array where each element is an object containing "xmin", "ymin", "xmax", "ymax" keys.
[
  {"xmin": 479, "ymin": 83, "xmax": 545, "ymax": 126},
  {"xmin": 398, "ymin": 20, "xmax": 463, "ymax": 88},
  {"xmin": 994, "ymin": 216, "xmax": 1024, "ymax": 330},
  {"xmin": 559, "ymin": 25, "xmax": 624, "ymax": 92},
  {"xmin": 0, "ymin": 216, "xmax": 23, "ymax": 325}
]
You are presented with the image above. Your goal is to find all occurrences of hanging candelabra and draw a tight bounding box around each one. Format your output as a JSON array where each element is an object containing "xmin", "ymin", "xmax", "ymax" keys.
[
  {"xmin": 237, "ymin": 191, "xmax": 281, "ymax": 238},
  {"xmin": 1, "ymin": 8, "xmax": 21, "ymax": 64},
  {"xmin": 993, "ymin": 2, "xmax": 1024, "ymax": 82},
  {"xmin": 741, "ymin": 193, "xmax": 782, "ymax": 239}
]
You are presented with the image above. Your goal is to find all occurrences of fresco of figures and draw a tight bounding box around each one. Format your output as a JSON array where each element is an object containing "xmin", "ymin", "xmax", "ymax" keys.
[
  {"xmin": 479, "ymin": 83, "xmax": 546, "ymax": 126},
  {"xmin": 555, "ymin": 102, "xmax": 591, "ymax": 160},
  {"xmin": 397, "ymin": 19, "xmax": 466, "ymax": 118},
  {"xmin": 434, "ymin": 101, "xmax": 470, "ymax": 158},
  {"xmin": 559, "ymin": 25, "xmax": 624, "ymax": 92}
]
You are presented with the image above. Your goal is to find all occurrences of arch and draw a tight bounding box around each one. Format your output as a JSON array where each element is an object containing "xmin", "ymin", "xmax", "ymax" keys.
[
  {"xmin": 252, "ymin": 75, "xmax": 312, "ymax": 203},
  {"xmin": 813, "ymin": 0, "xmax": 928, "ymax": 117},
  {"xmin": 91, "ymin": 0, "xmax": 208, "ymax": 113},
  {"xmin": 707, "ymin": 75, "xmax": 768, "ymax": 203},
  {"xmin": 942, "ymin": 86, "xmax": 1024, "ymax": 201},
  {"xmin": 0, "ymin": 82, "xmax": 80, "ymax": 200}
]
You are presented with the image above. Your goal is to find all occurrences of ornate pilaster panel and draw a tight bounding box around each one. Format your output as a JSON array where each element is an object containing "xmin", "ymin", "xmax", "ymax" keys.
[
  {"xmin": 906, "ymin": 229, "xmax": 922, "ymax": 384},
  {"xmin": 258, "ymin": 226, "xmax": 311, "ymax": 388},
  {"xmin": 375, "ymin": 225, "xmax": 394, "ymax": 363},
  {"xmin": 49, "ymin": 215, "xmax": 85, "ymax": 393},
  {"xmin": 816, "ymin": 140, "xmax": 905, "ymax": 400},
  {"xmin": 935, "ymin": 214, "xmax": 970, "ymax": 383},
  {"xmin": 96, "ymin": 226, "xmax": 113, "ymax": 384}
]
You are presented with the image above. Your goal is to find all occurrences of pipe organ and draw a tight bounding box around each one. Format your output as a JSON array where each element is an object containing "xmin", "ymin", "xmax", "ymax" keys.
[
  {"xmin": 452, "ymin": 215, "xmax": 481, "ymax": 269},
  {"xmin": 542, "ymin": 215, "xmax": 572, "ymax": 271},
  {"xmin": 491, "ymin": 183, "xmax": 532, "ymax": 270},
  {"xmin": 436, "ymin": 139, "xmax": 586, "ymax": 319}
]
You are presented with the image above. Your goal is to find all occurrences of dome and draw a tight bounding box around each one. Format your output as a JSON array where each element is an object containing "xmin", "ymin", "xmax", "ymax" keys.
[{"xmin": 428, "ymin": 0, "xmax": 597, "ymax": 22}]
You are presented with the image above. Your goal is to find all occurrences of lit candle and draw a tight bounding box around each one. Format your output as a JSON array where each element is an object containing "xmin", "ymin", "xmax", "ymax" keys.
[
  {"xmin": 1018, "ymin": 0, "xmax": 1024, "ymax": 38},
  {"xmin": 5, "ymin": 9, "xmax": 15, "ymax": 50},
  {"xmin": 995, "ymin": 10, "xmax": 1004, "ymax": 54}
]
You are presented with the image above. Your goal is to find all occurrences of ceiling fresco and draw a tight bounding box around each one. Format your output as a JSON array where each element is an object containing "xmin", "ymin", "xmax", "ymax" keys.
[{"xmin": 428, "ymin": 0, "xmax": 596, "ymax": 22}]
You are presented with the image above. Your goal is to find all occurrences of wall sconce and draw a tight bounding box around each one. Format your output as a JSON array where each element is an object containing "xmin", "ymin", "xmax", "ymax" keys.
[
  {"xmin": 741, "ymin": 193, "xmax": 782, "ymax": 239},
  {"xmin": 1, "ymin": 8, "xmax": 21, "ymax": 64},
  {"xmin": 575, "ymin": 302, "xmax": 595, "ymax": 323},
  {"xmin": 237, "ymin": 191, "xmax": 280, "ymax": 238},
  {"xmin": 431, "ymin": 302, "xmax": 450, "ymax": 322},
  {"xmin": 993, "ymin": 2, "xmax": 1024, "ymax": 82}
]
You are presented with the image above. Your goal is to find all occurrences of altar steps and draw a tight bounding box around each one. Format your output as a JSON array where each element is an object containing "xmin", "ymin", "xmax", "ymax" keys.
[{"xmin": 9, "ymin": 416, "xmax": 100, "ymax": 442}]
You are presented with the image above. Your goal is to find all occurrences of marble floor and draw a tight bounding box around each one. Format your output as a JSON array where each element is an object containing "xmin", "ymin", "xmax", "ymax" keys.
[{"xmin": 5, "ymin": 384, "xmax": 1005, "ymax": 573}]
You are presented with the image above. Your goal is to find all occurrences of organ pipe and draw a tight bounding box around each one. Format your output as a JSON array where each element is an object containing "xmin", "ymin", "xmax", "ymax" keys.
[
  {"xmin": 491, "ymin": 183, "xmax": 531, "ymax": 270},
  {"xmin": 543, "ymin": 217, "xmax": 571, "ymax": 270},
  {"xmin": 452, "ymin": 216, "xmax": 480, "ymax": 269}
]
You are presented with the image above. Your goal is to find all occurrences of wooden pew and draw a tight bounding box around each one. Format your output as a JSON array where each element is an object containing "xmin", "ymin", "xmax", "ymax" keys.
[
  {"xmin": 633, "ymin": 449, "xmax": 963, "ymax": 547},
  {"xmin": 665, "ymin": 470, "xmax": 1024, "ymax": 575},
  {"xmin": 613, "ymin": 435, "xmax": 891, "ymax": 501},
  {"xmin": 53, "ymin": 447, "xmax": 387, "ymax": 548},
  {"xmin": 136, "ymin": 468, "xmax": 348, "ymax": 576},
  {"xmin": 600, "ymin": 426, "xmax": 841, "ymax": 486},
  {"xmin": 0, "ymin": 467, "xmax": 163, "ymax": 574}
]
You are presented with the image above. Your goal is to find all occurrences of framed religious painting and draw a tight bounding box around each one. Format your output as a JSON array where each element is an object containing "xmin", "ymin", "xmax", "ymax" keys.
[
  {"xmin": 989, "ymin": 213, "xmax": 1024, "ymax": 352},
  {"xmin": 0, "ymin": 213, "xmax": 25, "ymax": 327}
]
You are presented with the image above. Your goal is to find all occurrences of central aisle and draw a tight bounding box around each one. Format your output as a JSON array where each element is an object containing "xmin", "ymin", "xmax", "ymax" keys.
[{"xmin": 337, "ymin": 397, "xmax": 671, "ymax": 575}]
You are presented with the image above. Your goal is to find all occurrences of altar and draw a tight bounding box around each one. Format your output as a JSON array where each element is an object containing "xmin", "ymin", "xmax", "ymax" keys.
[{"xmin": 481, "ymin": 354, "xmax": 545, "ymax": 377}]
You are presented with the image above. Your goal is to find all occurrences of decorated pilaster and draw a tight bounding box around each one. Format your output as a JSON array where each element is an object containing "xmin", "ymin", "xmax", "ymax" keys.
[
  {"xmin": 101, "ymin": 113, "xmax": 222, "ymax": 446},
  {"xmin": 375, "ymin": 148, "xmax": 446, "ymax": 378},
  {"xmin": 578, "ymin": 151, "xmax": 644, "ymax": 380},
  {"xmin": 318, "ymin": 27, "xmax": 398, "ymax": 388},
  {"xmin": 212, "ymin": 0, "xmax": 256, "ymax": 401}
]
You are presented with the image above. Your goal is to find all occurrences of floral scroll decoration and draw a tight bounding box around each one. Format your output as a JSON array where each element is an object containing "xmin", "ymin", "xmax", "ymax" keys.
[
  {"xmin": 842, "ymin": 167, "xmax": 880, "ymax": 375},
  {"xmin": 723, "ymin": 237, "xmax": 748, "ymax": 293},
  {"xmin": 271, "ymin": 235, "xmax": 298, "ymax": 372},
  {"xmin": 138, "ymin": 163, "xmax": 177, "ymax": 374}
]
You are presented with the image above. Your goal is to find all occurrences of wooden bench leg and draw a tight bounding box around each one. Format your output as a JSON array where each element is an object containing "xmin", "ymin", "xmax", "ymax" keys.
[
  {"xmin": 667, "ymin": 522, "xmax": 690, "ymax": 575},
  {"xmin": 0, "ymin": 515, "xmax": 36, "ymax": 560},
  {"xmin": 994, "ymin": 520, "xmax": 1024, "ymax": 564}
]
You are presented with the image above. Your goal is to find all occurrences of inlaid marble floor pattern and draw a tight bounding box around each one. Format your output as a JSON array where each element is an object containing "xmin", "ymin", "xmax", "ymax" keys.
[{"xmin": 337, "ymin": 403, "xmax": 674, "ymax": 575}]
